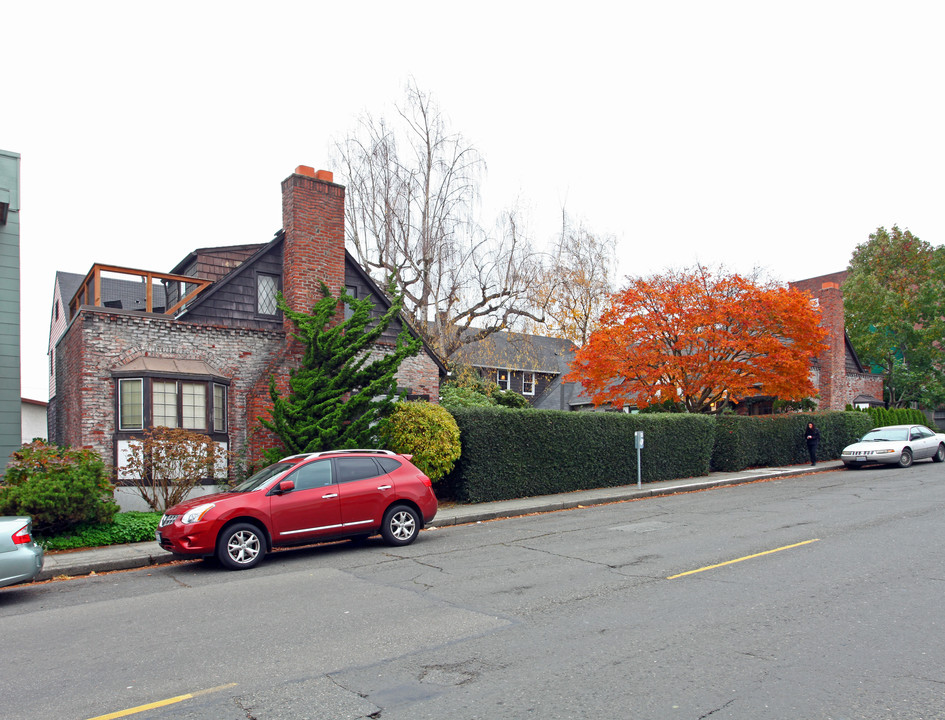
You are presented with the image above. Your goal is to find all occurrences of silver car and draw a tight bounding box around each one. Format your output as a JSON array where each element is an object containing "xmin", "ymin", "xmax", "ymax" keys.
[
  {"xmin": 841, "ymin": 424, "xmax": 945, "ymax": 469},
  {"xmin": 0, "ymin": 517, "xmax": 45, "ymax": 588}
]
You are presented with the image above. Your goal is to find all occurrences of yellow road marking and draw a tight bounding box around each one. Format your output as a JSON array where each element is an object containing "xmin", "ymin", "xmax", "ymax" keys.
[
  {"xmin": 86, "ymin": 683, "xmax": 237, "ymax": 720},
  {"xmin": 667, "ymin": 539, "xmax": 820, "ymax": 579}
]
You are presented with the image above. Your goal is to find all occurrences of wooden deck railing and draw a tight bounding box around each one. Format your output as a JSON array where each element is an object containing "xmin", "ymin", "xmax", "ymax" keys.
[{"xmin": 68, "ymin": 264, "xmax": 212, "ymax": 318}]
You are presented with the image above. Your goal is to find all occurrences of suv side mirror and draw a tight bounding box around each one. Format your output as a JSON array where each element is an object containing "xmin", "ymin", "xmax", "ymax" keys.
[{"xmin": 275, "ymin": 479, "xmax": 295, "ymax": 494}]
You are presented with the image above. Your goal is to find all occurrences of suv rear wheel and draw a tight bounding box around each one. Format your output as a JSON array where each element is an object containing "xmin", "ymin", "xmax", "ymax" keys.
[{"xmin": 381, "ymin": 505, "xmax": 420, "ymax": 546}]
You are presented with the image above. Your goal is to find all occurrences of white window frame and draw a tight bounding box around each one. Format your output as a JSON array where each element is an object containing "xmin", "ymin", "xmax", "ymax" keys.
[
  {"xmin": 256, "ymin": 273, "xmax": 279, "ymax": 316},
  {"xmin": 496, "ymin": 369, "xmax": 510, "ymax": 391},
  {"xmin": 522, "ymin": 371, "xmax": 535, "ymax": 396}
]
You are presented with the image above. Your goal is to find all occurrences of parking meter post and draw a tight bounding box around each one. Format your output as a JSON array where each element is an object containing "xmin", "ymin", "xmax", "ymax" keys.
[{"xmin": 634, "ymin": 431, "xmax": 644, "ymax": 488}]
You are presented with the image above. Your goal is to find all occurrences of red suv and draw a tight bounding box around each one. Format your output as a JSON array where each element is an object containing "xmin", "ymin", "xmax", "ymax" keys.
[{"xmin": 156, "ymin": 449, "xmax": 437, "ymax": 570}]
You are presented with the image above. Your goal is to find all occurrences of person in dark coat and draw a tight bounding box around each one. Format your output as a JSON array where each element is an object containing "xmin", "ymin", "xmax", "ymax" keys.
[{"xmin": 804, "ymin": 421, "xmax": 820, "ymax": 466}]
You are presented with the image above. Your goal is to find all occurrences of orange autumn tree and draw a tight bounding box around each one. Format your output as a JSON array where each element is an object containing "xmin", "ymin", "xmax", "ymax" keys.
[{"xmin": 566, "ymin": 265, "xmax": 827, "ymax": 413}]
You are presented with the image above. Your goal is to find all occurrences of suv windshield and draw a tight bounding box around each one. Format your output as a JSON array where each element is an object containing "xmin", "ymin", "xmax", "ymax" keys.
[{"xmin": 230, "ymin": 462, "xmax": 294, "ymax": 492}]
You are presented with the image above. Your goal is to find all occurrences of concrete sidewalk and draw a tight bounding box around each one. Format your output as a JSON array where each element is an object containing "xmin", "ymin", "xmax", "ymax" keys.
[{"xmin": 34, "ymin": 461, "xmax": 844, "ymax": 582}]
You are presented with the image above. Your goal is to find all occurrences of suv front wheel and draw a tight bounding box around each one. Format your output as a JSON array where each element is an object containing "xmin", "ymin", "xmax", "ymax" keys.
[
  {"xmin": 217, "ymin": 522, "xmax": 266, "ymax": 570},
  {"xmin": 381, "ymin": 505, "xmax": 420, "ymax": 546}
]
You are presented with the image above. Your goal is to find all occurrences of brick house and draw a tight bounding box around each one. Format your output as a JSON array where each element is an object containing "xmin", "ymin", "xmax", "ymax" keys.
[
  {"xmin": 789, "ymin": 271, "xmax": 883, "ymax": 411},
  {"xmin": 48, "ymin": 167, "xmax": 446, "ymax": 483}
]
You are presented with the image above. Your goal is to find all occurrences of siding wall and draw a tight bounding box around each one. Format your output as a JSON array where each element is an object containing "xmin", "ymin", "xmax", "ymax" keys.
[{"xmin": 0, "ymin": 150, "xmax": 21, "ymax": 474}]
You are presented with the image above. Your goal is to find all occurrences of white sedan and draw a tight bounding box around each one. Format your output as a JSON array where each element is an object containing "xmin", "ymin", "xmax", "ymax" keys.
[{"xmin": 842, "ymin": 424, "xmax": 945, "ymax": 469}]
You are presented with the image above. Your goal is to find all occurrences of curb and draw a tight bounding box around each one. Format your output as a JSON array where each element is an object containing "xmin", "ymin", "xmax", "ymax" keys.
[{"xmin": 31, "ymin": 462, "xmax": 843, "ymax": 582}]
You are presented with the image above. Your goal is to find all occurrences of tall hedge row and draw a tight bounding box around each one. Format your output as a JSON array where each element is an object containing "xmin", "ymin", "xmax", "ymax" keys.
[
  {"xmin": 445, "ymin": 409, "xmax": 873, "ymax": 503},
  {"xmin": 446, "ymin": 408, "xmax": 715, "ymax": 503},
  {"xmin": 711, "ymin": 412, "xmax": 872, "ymax": 472}
]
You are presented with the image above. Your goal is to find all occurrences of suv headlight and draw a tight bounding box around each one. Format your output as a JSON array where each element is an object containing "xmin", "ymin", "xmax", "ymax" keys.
[{"xmin": 181, "ymin": 503, "xmax": 216, "ymax": 524}]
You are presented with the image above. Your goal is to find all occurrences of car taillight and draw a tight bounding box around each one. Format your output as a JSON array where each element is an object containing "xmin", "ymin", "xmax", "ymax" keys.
[
  {"xmin": 419, "ymin": 474, "xmax": 432, "ymax": 488},
  {"xmin": 12, "ymin": 524, "xmax": 32, "ymax": 545}
]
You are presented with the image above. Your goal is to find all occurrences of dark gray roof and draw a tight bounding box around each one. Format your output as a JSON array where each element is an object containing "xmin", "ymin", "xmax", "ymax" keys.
[
  {"xmin": 852, "ymin": 394, "xmax": 884, "ymax": 406},
  {"xmin": 454, "ymin": 330, "xmax": 577, "ymax": 374}
]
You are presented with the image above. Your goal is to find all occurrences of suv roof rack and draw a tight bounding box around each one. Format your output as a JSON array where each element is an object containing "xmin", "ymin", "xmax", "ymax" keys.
[{"xmin": 314, "ymin": 448, "xmax": 396, "ymax": 457}]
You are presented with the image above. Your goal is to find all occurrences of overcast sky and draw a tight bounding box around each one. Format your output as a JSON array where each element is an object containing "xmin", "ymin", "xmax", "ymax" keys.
[{"xmin": 6, "ymin": 1, "xmax": 944, "ymax": 401}]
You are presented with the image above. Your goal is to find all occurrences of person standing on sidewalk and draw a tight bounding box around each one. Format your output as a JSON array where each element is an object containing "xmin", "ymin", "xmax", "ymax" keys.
[{"xmin": 804, "ymin": 421, "xmax": 820, "ymax": 466}]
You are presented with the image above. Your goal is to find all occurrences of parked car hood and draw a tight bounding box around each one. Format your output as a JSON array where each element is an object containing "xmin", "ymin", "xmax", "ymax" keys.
[
  {"xmin": 164, "ymin": 489, "xmax": 259, "ymax": 515},
  {"xmin": 843, "ymin": 439, "xmax": 905, "ymax": 453}
]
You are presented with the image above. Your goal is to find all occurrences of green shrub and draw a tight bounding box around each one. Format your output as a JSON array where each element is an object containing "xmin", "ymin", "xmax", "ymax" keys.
[
  {"xmin": 380, "ymin": 401, "xmax": 462, "ymax": 483},
  {"xmin": 0, "ymin": 441, "xmax": 118, "ymax": 535},
  {"xmin": 493, "ymin": 390, "xmax": 530, "ymax": 409},
  {"xmin": 439, "ymin": 384, "xmax": 497, "ymax": 409},
  {"xmin": 446, "ymin": 408, "xmax": 715, "ymax": 503},
  {"xmin": 39, "ymin": 512, "xmax": 161, "ymax": 551},
  {"xmin": 440, "ymin": 365, "xmax": 531, "ymax": 410}
]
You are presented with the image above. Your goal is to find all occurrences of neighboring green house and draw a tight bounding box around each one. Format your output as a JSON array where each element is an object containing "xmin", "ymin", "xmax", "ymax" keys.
[{"xmin": 0, "ymin": 150, "xmax": 21, "ymax": 476}]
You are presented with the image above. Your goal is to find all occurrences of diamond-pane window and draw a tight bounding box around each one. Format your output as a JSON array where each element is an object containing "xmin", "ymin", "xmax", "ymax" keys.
[{"xmin": 257, "ymin": 274, "xmax": 278, "ymax": 315}]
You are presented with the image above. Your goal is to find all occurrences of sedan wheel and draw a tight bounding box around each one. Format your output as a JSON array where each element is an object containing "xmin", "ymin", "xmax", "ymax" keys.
[
  {"xmin": 897, "ymin": 449, "xmax": 914, "ymax": 469},
  {"xmin": 933, "ymin": 444, "xmax": 945, "ymax": 463},
  {"xmin": 381, "ymin": 505, "xmax": 420, "ymax": 546},
  {"xmin": 217, "ymin": 523, "xmax": 265, "ymax": 570}
]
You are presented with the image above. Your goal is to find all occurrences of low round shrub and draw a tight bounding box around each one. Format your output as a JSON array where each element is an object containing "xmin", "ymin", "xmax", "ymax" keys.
[
  {"xmin": 380, "ymin": 402, "xmax": 461, "ymax": 483},
  {"xmin": 0, "ymin": 440, "xmax": 119, "ymax": 535}
]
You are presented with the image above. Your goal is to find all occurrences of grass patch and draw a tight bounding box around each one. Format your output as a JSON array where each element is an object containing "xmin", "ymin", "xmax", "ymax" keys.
[{"xmin": 38, "ymin": 512, "xmax": 161, "ymax": 551}]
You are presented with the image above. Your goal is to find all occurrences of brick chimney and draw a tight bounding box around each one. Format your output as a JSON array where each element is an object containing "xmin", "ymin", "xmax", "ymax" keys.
[
  {"xmin": 815, "ymin": 281, "xmax": 846, "ymax": 410},
  {"xmin": 281, "ymin": 166, "xmax": 345, "ymax": 325}
]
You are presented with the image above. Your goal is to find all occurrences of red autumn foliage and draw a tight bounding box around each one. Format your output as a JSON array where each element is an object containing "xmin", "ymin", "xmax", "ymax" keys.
[{"xmin": 565, "ymin": 266, "xmax": 827, "ymax": 413}]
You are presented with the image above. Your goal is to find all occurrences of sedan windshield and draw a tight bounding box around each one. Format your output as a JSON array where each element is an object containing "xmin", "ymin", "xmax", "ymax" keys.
[
  {"xmin": 861, "ymin": 428, "xmax": 908, "ymax": 442},
  {"xmin": 230, "ymin": 462, "xmax": 293, "ymax": 492}
]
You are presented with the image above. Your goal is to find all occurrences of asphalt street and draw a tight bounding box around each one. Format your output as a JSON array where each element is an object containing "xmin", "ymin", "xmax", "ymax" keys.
[{"xmin": 3, "ymin": 458, "xmax": 944, "ymax": 719}]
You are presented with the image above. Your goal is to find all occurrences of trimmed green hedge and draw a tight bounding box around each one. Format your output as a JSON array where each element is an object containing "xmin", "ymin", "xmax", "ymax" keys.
[
  {"xmin": 444, "ymin": 408, "xmax": 875, "ymax": 503},
  {"xmin": 445, "ymin": 408, "xmax": 715, "ymax": 503},
  {"xmin": 711, "ymin": 411, "xmax": 872, "ymax": 472}
]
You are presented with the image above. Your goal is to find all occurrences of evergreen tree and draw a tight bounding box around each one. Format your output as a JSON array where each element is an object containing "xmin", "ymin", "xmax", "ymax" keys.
[{"xmin": 260, "ymin": 283, "xmax": 422, "ymax": 461}]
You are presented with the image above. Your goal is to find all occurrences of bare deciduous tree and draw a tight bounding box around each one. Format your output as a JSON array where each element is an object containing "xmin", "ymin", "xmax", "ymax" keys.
[
  {"xmin": 336, "ymin": 81, "xmax": 545, "ymax": 359},
  {"xmin": 527, "ymin": 212, "xmax": 617, "ymax": 346}
]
